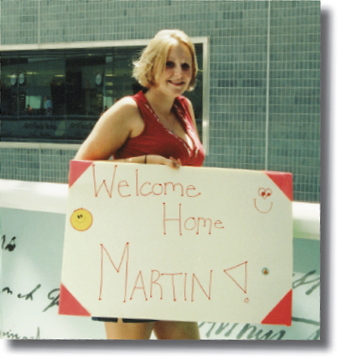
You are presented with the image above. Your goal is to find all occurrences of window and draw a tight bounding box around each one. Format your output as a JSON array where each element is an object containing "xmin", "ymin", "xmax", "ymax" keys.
[{"xmin": 1, "ymin": 40, "xmax": 208, "ymax": 147}]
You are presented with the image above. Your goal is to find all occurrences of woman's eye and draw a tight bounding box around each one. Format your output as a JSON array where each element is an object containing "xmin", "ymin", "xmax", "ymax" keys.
[
  {"xmin": 182, "ymin": 63, "xmax": 190, "ymax": 71},
  {"xmin": 166, "ymin": 61, "xmax": 175, "ymax": 68}
]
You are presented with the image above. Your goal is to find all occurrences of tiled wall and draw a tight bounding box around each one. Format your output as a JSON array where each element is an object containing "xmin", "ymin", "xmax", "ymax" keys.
[
  {"xmin": 0, "ymin": 145, "xmax": 78, "ymax": 183},
  {"xmin": 268, "ymin": 1, "xmax": 321, "ymax": 201},
  {"xmin": 0, "ymin": 0, "xmax": 321, "ymax": 203}
]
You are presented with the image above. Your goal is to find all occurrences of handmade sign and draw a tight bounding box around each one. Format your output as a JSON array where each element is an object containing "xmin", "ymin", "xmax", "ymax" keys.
[{"xmin": 59, "ymin": 160, "xmax": 293, "ymax": 326}]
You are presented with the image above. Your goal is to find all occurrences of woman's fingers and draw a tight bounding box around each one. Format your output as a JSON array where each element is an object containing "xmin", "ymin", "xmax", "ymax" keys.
[
  {"xmin": 145, "ymin": 155, "xmax": 181, "ymax": 168},
  {"xmin": 169, "ymin": 157, "xmax": 181, "ymax": 168}
]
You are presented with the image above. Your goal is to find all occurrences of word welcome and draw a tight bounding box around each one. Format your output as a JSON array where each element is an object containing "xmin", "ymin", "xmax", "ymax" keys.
[{"xmin": 92, "ymin": 164, "xmax": 201, "ymax": 199}]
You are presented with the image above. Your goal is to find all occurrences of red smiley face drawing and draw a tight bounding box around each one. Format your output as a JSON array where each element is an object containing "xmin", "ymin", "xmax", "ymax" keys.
[{"xmin": 254, "ymin": 188, "xmax": 273, "ymax": 214}]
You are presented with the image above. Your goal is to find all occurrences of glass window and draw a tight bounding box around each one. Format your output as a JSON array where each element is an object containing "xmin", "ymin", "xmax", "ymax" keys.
[
  {"xmin": 2, "ymin": 57, "xmax": 19, "ymax": 116},
  {"xmin": 1, "ymin": 43, "xmax": 205, "ymax": 144},
  {"xmin": 2, "ymin": 52, "xmax": 66, "ymax": 141}
]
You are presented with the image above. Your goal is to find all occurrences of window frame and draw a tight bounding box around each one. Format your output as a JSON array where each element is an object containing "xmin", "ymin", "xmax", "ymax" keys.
[{"xmin": 1, "ymin": 38, "xmax": 210, "ymax": 153}]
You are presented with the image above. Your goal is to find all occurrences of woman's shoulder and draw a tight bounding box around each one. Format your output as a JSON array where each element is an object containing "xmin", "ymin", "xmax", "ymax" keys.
[
  {"xmin": 115, "ymin": 95, "xmax": 139, "ymax": 109},
  {"xmin": 105, "ymin": 95, "xmax": 140, "ymax": 119},
  {"xmin": 176, "ymin": 95, "xmax": 194, "ymax": 116},
  {"xmin": 176, "ymin": 95, "xmax": 192, "ymax": 109}
]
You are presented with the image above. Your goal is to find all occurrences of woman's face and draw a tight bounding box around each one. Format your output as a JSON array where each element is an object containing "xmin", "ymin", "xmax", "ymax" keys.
[{"xmin": 154, "ymin": 40, "xmax": 193, "ymax": 98}]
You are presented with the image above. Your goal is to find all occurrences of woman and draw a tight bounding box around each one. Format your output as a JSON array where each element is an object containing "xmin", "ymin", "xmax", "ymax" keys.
[{"xmin": 75, "ymin": 29, "xmax": 205, "ymax": 339}]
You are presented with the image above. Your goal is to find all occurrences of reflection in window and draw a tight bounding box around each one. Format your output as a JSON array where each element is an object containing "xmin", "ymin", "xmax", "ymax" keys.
[{"xmin": 1, "ymin": 44, "xmax": 204, "ymax": 143}]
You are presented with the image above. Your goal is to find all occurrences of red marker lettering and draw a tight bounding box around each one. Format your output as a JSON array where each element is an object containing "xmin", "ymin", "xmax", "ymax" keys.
[
  {"xmin": 214, "ymin": 220, "xmax": 225, "ymax": 229},
  {"xmin": 99, "ymin": 242, "xmax": 129, "ymax": 303},
  {"xmin": 150, "ymin": 270, "xmax": 163, "ymax": 299},
  {"xmin": 163, "ymin": 203, "xmax": 182, "ymax": 235},
  {"xmin": 161, "ymin": 273, "xmax": 183, "ymax": 302},
  {"xmin": 191, "ymin": 270, "xmax": 213, "ymax": 302},
  {"xmin": 92, "ymin": 164, "xmax": 118, "ymax": 198},
  {"xmin": 130, "ymin": 271, "xmax": 148, "ymax": 301},
  {"xmin": 186, "ymin": 185, "xmax": 201, "ymax": 198},
  {"xmin": 164, "ymin": 182, "xmax": 184, "ymax": 197},
  {"xmin": 152, "ymin": 183, "xmax": 163, "ymax": 196},
  {"xmin": 118, "ymin": 180, "xmax": 131, "ymax": 198},
  {"xmin": 184, "ymin": 217, "xmax": 197, "ymax": 231},
  {"xmin": 197, "ymin": 217, "xmax": 213, "ymax": 235}
]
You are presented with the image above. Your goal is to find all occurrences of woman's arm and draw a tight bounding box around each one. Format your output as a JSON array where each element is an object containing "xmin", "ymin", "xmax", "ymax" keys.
[
  {"xmin": 75, "ymin": 97, "xmax": 181, "ymax": 168},
  {"xmin": 75, "ymin": 97, "xmax": 136, "ymax": 161}
]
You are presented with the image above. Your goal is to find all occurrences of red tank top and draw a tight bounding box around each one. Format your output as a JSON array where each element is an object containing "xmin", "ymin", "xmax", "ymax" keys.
[{"xmin": 114, "ymin": 91, "xmax": 205, "ymax": 167}]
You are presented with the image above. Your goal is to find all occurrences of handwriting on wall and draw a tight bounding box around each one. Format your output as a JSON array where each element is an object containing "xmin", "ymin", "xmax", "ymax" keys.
[
  {"xmin": 2, "ymin": 285, "xmax": 60, "ymax": 312},
  {"xmin": 1, "ymin": 233, "xmax": 60, "ymax": 313},
  {"xmin": 1, "ymin": 327, "xmax": 41, "ymax": 340},
  {"xmin": 293, "ymin": 270, "xmax": 320, "ymax": 295},
  {"xmin": 1, "ymin": 235, "xmax": 17, "ymax": 252},
  {"xmin": 199, "ymin": 319, "xmax": 320, "ymax": 340},
  {"xmin": 198, "ymin": 269, "xmax": 320, "ymax": 340}
]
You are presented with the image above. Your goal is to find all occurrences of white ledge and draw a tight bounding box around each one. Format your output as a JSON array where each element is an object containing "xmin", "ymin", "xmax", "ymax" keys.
[
  {"xmin": 0, "ymin": 179, "xmax": 320, "ymax": 240},
  {"xmin": 292, "ymin": 201, "xmax": 320, "ymax": 241},
  {"xmin": 0, "ymin": 179, "xmax": 68, "ymax": 214}
]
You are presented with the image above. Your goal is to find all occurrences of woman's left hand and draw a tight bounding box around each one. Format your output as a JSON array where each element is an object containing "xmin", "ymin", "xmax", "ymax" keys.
[
  {"xmin": 145, "ymin": 155, "xmax": 182, "ymax": 168},
  {"xmin": 169, "ymin": 157, "xmax": 182, "ymax": 168}
]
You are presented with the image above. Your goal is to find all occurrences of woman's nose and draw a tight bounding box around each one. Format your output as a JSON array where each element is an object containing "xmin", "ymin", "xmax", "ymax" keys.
[{"xmin": 173, "ymin": 65, "xmax": 183, "ymax": 77}]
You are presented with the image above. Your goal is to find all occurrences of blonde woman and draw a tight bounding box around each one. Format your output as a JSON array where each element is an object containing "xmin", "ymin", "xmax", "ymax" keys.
[{"xmin": 75, "ymin": 29, "xmax": 205, "ymax": 339}]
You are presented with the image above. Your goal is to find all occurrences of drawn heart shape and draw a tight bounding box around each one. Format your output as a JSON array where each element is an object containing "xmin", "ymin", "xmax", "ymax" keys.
[{"xmin": 258, "ymin": 188, "xmax": 272, "ymax": 199}]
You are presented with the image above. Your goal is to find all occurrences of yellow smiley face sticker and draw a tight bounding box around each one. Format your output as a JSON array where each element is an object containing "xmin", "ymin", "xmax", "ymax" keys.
[{"xmin": 70, "ymin": 208, "xmax": 93, "ymax": 231}]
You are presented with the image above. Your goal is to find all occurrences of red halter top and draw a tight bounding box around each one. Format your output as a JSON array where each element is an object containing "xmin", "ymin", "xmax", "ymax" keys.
[{"xmin": 113, "ymin": 91, "xmax": 205, "ymax": 167}]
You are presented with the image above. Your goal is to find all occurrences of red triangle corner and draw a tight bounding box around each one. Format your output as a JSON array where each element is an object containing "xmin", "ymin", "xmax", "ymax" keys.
[
  {"xmin": 264, "ymin": 171, "xmax": 293, "ymax": 201},
  {"xmin": 261, "ymin": 289, "xmax": 293, "ymax": 326},
  {"xmin": 69, "ymin": 160, "xmax": 93, "ymax": 188},
  {"xmin": 58, "ymin": 283, "xmax": 91, "ymax": 316}
]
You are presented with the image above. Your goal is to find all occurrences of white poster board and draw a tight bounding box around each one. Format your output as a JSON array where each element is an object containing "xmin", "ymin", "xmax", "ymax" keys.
[{"xmin": 59, "ymin": 161, "xmax": 293, "ymax": 325}]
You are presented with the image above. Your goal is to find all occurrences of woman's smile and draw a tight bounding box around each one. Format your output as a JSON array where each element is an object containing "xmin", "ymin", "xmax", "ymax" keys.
[{"xmin": 168, "ymin": 80, "xmax": 185, "ymax": 86}]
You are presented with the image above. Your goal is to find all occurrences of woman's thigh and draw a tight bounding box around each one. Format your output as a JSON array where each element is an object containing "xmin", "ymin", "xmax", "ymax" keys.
[
  {"xmin": 153, "ymin": 321, "xmax": 200, "ymax": 340},
  {"xmin": 104, "ymin": 319, "xmax": 155, "ymax": 340}
]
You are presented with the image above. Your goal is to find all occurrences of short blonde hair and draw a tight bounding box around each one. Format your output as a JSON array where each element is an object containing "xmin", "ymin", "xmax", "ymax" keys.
[{"xmin": 133, "ymin": 29, "xmax": 198, "ymax": 91}]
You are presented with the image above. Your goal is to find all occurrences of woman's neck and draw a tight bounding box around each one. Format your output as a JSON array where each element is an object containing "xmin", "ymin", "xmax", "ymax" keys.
[{"xmin": 144, "ymin": 87, "xmax": 176, "ymax": 117}]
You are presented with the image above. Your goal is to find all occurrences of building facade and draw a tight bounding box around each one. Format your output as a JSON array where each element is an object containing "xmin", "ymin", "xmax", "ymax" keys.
[{"xmin": 1, "ymin": 0, "xmax": 321, "ymax": 202}]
